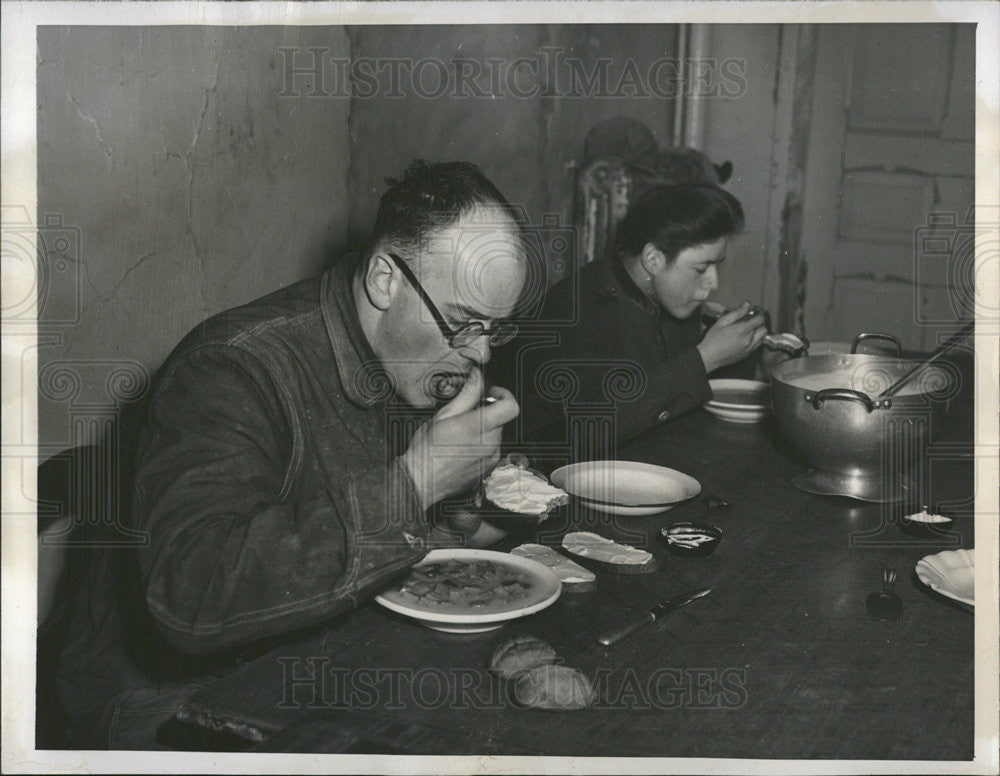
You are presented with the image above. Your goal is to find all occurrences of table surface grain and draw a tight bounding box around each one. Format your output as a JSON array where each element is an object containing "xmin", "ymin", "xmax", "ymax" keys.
[{"xmin": 176, "ymin": 358, "xmax": 975, "ymax": 760}]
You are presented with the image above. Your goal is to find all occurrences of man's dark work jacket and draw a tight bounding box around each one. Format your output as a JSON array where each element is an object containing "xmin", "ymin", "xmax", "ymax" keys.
[{"xmin": 56, "ymin": 255, "xmax": 431, "ymax": 748}]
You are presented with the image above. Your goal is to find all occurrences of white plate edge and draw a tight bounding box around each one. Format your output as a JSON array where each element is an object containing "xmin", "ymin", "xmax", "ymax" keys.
[{"xmin": 374, "ymin": 549, "xmax": 563, "ymax": 623}]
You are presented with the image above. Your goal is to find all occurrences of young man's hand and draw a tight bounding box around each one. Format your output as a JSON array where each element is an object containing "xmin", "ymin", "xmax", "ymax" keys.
[{"xmin": 696, "ymin": 302, "xmax": 768, "ymax": 374}]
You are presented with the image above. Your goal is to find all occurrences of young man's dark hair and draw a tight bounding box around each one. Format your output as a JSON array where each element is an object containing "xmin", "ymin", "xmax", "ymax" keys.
[{"xmin": 614, "ymin": 184, "xmax": 745, "ymax": 264}]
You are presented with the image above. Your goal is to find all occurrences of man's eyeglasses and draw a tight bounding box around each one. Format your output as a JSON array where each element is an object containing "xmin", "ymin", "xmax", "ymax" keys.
[{"xmin": 385, "ymin": 252, "xmax": 518, "ymax": 348}]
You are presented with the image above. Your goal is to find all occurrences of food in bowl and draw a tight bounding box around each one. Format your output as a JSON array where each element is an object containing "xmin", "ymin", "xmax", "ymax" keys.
[
  {"xmin": 779, "ymin": 369, "xmax": 928, "ymax": 397},
  {"xmin": 484, "ymin": 463, "xmax": 569, "ymax": 516},
  {"xmin": 660, "ymin": 522, "xmax": 723, "ymax": 556},
  {"xmin": 394, "ymin": 559, "xmax": 535, "ymax": 611}
]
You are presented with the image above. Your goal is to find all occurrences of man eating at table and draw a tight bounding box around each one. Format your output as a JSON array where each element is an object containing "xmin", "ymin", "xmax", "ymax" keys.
[
  {"xmin": 494, "ymin": 183, "xmax": 768, "ymax": 453},
  {"xmin": 54, "ymin": 160, "xmax": 528, "ymax": 749}
]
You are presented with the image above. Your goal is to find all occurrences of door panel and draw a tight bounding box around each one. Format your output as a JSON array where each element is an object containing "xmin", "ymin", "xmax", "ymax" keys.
[
  {"xmin": 838, "ymin": 172, "xmax": 935, "ymax": 244},
  {"xmin": 801, "ymin": 24, "xmax": 975, "ymax": 352},
  {"xmin": 842, "ymin": 134, "xmax": 974, "ymax": 175},
  {"xmin": 848, "ymin": 25, "xmax": 952, "ymax": 133}
]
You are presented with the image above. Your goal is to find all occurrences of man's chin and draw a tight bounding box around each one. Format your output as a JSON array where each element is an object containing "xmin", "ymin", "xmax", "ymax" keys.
[{"xmin": 665, "ymin": 303, "xmax": 699, "ymax": 320}]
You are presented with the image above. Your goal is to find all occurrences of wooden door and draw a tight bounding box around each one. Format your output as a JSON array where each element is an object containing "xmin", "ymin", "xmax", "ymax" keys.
[{"xmin": 801, "ymin": 24, "xmax": 975, "ymax": 351}]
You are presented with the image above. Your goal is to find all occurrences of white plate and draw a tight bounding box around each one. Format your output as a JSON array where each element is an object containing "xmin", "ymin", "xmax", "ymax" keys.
[
  {"xmin": 550, "ymin": 460, "xmax": 701, "ymax": 516},
  {"xmin": 375, "ymin": 549, "xmax": 561, "ymax": 633},
  {"xmin": 705, "ymin": 379, "xmax": 770, "ymax": 424},
  {"xmin": 915, "ymin": 549, "xmax": 974, "ymax": 607}
]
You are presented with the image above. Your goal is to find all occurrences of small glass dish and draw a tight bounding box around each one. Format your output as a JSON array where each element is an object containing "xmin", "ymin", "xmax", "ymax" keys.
[
  {"xmin": 898, "ymin": 505, "xmax": 955, "ymax": 538},
  {"xmin": 660, "ymin": 522, "xmax": 723, "ymax": 556}
]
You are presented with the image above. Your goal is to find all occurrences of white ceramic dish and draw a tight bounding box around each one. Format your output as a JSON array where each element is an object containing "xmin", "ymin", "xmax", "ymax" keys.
[
  {"xmin": 704, "ymin": 379, "xmax": 770, "ymax": 424},
  {"xmin": 915, "ymin": 548, "xmax": 974, "ymax": 607},
  {"xmin": 375, "ymin": 549, "xmax": 561, "ymax": 633},
  {"xmin": 550, "ymin": 460, "xmax": 701, "ymax": 516}
]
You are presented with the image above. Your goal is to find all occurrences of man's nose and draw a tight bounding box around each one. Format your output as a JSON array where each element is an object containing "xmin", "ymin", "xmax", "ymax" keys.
[
  {"xmin": 458, "ymin": 336, "xmax": 491, "ymax": 366},
  {"xmin": 703, "ymin": 266, "xmax": 719, "ymax": 292}
]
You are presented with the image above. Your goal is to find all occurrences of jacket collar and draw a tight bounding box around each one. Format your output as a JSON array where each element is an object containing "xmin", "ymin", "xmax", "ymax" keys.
[
  {"xmin": 591, "ymin": 256, "xmax": 660, "ymax": 317},
  {"xmin": 321, "ymin": 254, "xmax": 388, "ymax": 408}
]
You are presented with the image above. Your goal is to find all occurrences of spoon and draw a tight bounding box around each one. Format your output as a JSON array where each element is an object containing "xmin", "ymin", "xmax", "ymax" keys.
[{"xmin": 866, "ymin": 567, "xmax": 903, "ymax": 621}]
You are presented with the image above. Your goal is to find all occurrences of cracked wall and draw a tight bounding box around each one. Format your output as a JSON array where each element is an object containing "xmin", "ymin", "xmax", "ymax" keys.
[
  {"xmin": 36, "ymin": 24, "xmax": 681, "ymax": 449},
  {"xmin": 37, "ymin": 26, "xmax": 352, "ymax": 448}
]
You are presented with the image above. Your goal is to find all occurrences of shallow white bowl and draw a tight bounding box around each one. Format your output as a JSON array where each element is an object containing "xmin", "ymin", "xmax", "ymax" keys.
[
  {"xmin": 550, "ymin": 460, "xmax": 701, "ymax": 516},
  {"xmin": 705, "ymin": 379, "xmax": 770, "ymax": 424},
  {"xmin": 915, "ymin": 548, "xmax": 974, "ymax": 607},
  {"xmin": 375, "ymin": 549, "xmax": 561, "ymax": 633}
]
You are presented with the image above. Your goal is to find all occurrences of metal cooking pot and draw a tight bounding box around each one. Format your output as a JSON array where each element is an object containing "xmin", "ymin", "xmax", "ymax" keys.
[{"xmin": 770, "ymin": 333, "xmax": 955, "ymax": 502}]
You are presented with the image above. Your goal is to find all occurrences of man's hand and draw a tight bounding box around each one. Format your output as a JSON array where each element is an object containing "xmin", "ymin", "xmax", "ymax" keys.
[
  {"xmin": 696, "ymin": 301, "xmax": 768, "ymax": 374},
  {"xmin": 401, "ymin": 368, "xmax": 519, "ymax": 512}
]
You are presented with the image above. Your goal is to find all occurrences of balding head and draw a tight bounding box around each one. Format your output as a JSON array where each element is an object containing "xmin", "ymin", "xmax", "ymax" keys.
[
  {"xmin": 356, "ymin": 164, "xmax": 528, "ymax": 408},
  {"xmin": 370, "ymin": 159, "xmax": 524, "ymax": 261}
]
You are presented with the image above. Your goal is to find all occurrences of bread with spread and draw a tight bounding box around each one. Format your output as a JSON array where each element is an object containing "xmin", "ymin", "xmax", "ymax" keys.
[{"xmin": 483, "ymin": 462, "xmax": 568, "ymax": 517}]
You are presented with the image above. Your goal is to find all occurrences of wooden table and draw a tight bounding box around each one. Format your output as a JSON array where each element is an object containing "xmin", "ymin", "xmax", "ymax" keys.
[{"xmin": 174, "ymin": 360, "xmax": 975, "ymax": 760}]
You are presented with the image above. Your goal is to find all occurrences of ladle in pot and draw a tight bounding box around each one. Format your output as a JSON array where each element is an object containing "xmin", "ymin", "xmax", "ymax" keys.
[{"xmin": 876, "ymin": 322, "xmax": 974, "ymax": 401}]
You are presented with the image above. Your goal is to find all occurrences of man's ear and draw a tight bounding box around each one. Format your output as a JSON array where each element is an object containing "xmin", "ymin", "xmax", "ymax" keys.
[
  {"xmin": 363, "ymin": 253, "xmax": 397, "ymax": 311},
  {"xmin": 639, "ymin": 242, "xmax": 668, "ymax": 276}
]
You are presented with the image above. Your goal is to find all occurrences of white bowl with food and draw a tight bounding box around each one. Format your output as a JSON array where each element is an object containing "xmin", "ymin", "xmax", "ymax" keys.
[
  {"xmin": 375, "ymin": 549, "xmax": 562, "ymax": 633},
  {"xmin": 550, "ymin": 460, "xmax": 701, "ymax": 516},
  {"xmin": 915, "ymin": 548, "xmax": 974, "ymax": 608},
  {"xmin": 704, "ymin": 379, "xmax": 770, "ymax": 424}
]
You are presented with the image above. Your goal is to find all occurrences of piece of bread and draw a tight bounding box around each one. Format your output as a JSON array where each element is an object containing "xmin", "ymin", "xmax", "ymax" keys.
[
  {"xmin": 510, "ymin": 544, "xmax": 597, "ymax": 592},
  {"xmin": 488, "ymin": 635, "xmax": 560, "ymax": 680},
  {"xmin": 483, "ymin": 464, "xmax": 569, "ymax": 517},
  {"xmin": 561, "ymin": 531, "xmax": 657, "ymax": 574},
  {"xmin": 511, "ymin": 665, "xmax": 595, "ymax": 710}
]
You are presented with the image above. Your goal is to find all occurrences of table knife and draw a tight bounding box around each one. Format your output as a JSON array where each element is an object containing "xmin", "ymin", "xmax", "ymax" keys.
[{"xmin": 597, "ymin": 587, "xmax": 711, "ymax": 646}]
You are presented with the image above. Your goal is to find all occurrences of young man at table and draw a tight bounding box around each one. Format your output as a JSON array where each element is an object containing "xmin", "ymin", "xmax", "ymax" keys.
[
  {"xmin": 54, "ymin": 160, "xmax": 527, "ymax": 749},
  {"xmin": 495, "ymin": 183, "xmax": 768, "ymax": 453}
]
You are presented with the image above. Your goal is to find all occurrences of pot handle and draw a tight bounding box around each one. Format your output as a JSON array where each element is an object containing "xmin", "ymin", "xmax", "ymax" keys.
[
  {"xmin": 803, "ymin": 388, "xmax": 892, "ymax": 412},
  {"xmin": 851, "ymin": 332, "xmax": 902, "ymax": 356}
]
